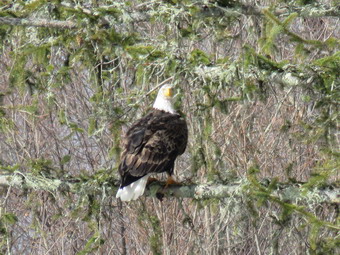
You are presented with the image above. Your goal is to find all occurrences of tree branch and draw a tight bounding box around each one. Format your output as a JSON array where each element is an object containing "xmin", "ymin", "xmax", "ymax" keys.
[
  {"xmin": 0, "ymin": 4, "xmax": 338, "ymax": 29},
  {"xmin": 193, "ymin": 53, "xmax": 338, "ymax": 90},
  {"xmin": 0, "ymin": 17, "xmax": 77, "ymax": 29},
  {"xmin": 208, "ymin": 4, "xmax": 340, "ymax": 18},
  {"xmin": 0, "ymin": 172, "xmax": 338, "ymax": 204}
]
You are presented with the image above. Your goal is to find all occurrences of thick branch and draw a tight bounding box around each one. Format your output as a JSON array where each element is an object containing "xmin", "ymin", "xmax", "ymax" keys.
[
  {"xmin": 193, "ymin": 57, "xmax": 337, "ymax": 90},
  {"xmin": 59, "ymin": 2, "xmax": 340, "ymax": 19},
  {"xmin": 0, "ymin": 17, "xmax": 77, "ymax": 29},
  {"xmin": 208, "ymin": 4, "xmax": 340, "ymax": 18},
  {"xmin": 0, "ymin": 4, "xmax": 338, "ymax": 30},
  {"xmin": 0, "ymin": 172, "xmax": 338, "ymax": 204}
]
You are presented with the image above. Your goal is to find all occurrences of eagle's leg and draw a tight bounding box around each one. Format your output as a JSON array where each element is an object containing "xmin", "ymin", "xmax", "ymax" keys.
[
  {"xmin": 164, "ymin": 175, "xmax": 180, "ymax": 188},
  {"xmin": 146, "ymin": 177, "xmax": 158, "ymax": 185},
  {"xmin": 155, "ymin": 176, "xmax": 181, "ymax": 202}
]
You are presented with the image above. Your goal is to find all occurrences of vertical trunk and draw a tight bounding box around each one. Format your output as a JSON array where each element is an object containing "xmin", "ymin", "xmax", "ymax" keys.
[{"xmin": 118, "ymin": 200, "xmax": 127, "ymax": 255}]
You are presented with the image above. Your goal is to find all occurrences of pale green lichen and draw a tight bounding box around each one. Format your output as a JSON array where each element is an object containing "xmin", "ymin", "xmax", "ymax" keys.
[{"xmin": 283, "ymin": 72, "xmax": 300, "ymax": 86}]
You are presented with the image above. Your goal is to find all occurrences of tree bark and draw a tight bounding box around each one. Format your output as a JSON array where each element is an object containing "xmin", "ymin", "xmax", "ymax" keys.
[
  {"xmin": 0, "ymin": 172, "xmax": 338, "ymax": 203},
  {"xmin": 0, "ymin": 17, "xmax": 77, "ymax": 29},
  {"xmin": 206, "ymin": 4, "xmax": 340, "ymax": 18},
  {"xmin": 0, "ymin": 4, "xmax": 338, "ymax": 30}
]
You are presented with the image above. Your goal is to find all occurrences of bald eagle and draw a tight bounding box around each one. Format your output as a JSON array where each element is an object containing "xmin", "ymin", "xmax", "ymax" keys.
[{"xmin": 116, "ymin": 84, "xmax": 188, "ymax": 201}]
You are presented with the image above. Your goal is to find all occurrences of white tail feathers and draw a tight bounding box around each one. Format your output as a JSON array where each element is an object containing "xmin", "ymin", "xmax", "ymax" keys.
[{"xmin": 116, "ymin": 175, "xmax": 150, "ymax": 201}]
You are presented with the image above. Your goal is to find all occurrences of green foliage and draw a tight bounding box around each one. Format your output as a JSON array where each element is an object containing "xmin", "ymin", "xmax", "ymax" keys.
[
  {"xmin": 291, "ymin": 52, "xmax": 340, "ymax": 150},
  {"xmin": 19, "ymin": 0, "xmax": 48, "ymax": 14},
  {"xmin": 0, "ymin": 27, "xmax": 8, "ymax": 46},
  {"xmin": 0, "ymin": 164, "xmax": 20, "ymax": 173},
  {"xmin": 68, "ymin": 122, "xmax": 84, "ymax": 133},
  {"xmin": 189, "ymin": 49, "xmax": 211, "ymax": 66},
  {"xmin": 137, "ymin": 206, "xmax": 163, "ymax": 255},
  {"xmin": 60, "ymin": 155, "xmax": 71, "ymax": 165},
  {"xmin": 302, "ymin": 157, "xmax": 339, "ymax": 190},
  {"xmin": 0, "ymin": 116, "xmax": 14, "ymax": 133},
  {"xmin": 245, "ymin": 166, "xmax": 339, "ymax": 254},
  {"xmin": 244, "ymin": 45, "xmax": 284, "ymax": 71},
  {"xmin": 191, "ymin": 145, "xmax": 206, "ymax": 173},
  {"xmin": 313, "ymin": 52, "xmax": 340, "ymax": 89},
  {"xmin": 0, "ymin": 212, "xmax": 18, "ymax": 252},
  {"xmin": 28, "ymin": 158, "xmax": 64, "ymax": 178},
  {"xmin": 76, "ymin": 231, "xmax": 105, "ymax": 255},
  {"xmin": 314, "ymin": 50, "xmax": 340, "ymax": 67},
  {"xmin": 8, "ymin": 54, "xmax": 26, "ymax": 89},
  {"xmin": 21, "ymin": 43, "xmax": 50, "ymax": 66},
  {"xmin": 87, "ymin": 117, "xmax": 97, "ymax": 136},
  {"xmin": 126, "ymin": 45, "xmax": 166, "ymax": 61},
  {"xmin": 261, "ymin": 9, "xmax": 338, "ymax": 59},
  {"xmin": 149, "ymin": 215, "xmax": 163, "ymax": 255},
  {"xmin": 1, "ymin": 213, "xmax": 18, "ymax": 226},
  {"xmin": 57, "ymin": 109, "xmax": 67, "ymax": 124}
]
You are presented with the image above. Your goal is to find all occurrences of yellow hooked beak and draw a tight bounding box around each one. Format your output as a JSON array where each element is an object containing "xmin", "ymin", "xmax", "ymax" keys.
[{"xmin": 164, "ymin": 87, "xmax": 173, "ymax": 98}]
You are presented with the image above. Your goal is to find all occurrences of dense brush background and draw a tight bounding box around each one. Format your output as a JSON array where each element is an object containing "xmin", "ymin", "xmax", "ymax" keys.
[{"xmin": 0, "ymin": 0, "xmax": 339, "ymax": 254}]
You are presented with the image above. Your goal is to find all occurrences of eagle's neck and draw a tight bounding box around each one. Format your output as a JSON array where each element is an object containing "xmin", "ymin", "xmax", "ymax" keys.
[{"xmin": 153, "ymin": 97, "xmax": 176, "ymax": 114}]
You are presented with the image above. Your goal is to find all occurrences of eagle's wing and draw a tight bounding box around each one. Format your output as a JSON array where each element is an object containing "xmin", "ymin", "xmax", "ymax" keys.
[{"xmin": 118, "ymin": 111, "xmax": 187, "ymax": 188}]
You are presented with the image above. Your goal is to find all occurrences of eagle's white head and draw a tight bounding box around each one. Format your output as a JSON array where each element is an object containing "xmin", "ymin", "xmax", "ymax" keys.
[{"xmin": 153, "ymin": 84, "xmax": 176, "ymax": 114}]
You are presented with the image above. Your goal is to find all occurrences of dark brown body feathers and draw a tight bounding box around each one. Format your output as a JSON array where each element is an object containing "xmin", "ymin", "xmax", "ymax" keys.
[{"xmin": 118, "ymin": 109, "xmax": 188, "ymax": 188}]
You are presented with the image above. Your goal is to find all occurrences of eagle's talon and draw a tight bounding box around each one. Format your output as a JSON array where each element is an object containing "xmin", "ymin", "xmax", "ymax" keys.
[
  {"xmin": 156, "ymin": 192, "xmax": 164, "ymax": 201},
  {"xmin": 164, "ymin": 176, "xmax": 180, "ymax": 188},
  {"xmin": 147, "ymin": 177, "xmax": 158, "ymax": 185}
]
